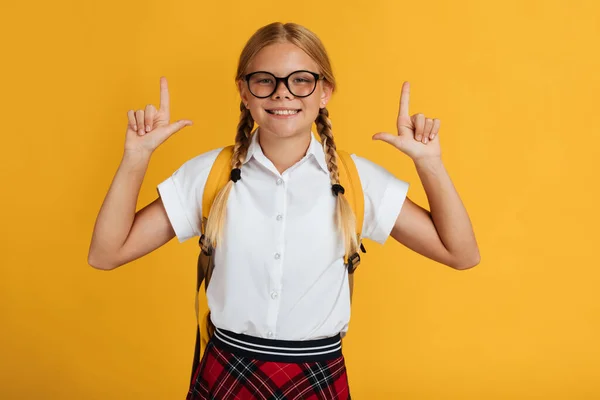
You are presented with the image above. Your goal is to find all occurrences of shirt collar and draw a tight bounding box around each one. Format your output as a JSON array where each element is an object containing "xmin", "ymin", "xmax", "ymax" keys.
[{"xmin": 243, "ymin": 127, "xmax": 330, "ymax": 174}]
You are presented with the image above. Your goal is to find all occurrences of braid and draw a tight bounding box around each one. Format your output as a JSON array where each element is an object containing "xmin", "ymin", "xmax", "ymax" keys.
[
  {"xmin": 205, "ymin": 102, "xmax": 254, "ymax": 247},
  {"xmin": 231, "ymin": 102, "xmax": 254, "ymax": 169},
  {"xmin": 316, "ymin": 107, "xmax": 359, "ymax": 261},
  {"xmin": 316, "ymin": 107, "xmax": 340, "ymax": 185}
]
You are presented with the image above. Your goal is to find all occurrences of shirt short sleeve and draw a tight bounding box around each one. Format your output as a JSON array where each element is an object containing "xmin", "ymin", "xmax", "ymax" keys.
[
  {"xmin": 157, "ymin": 148, "xmax": 223, "ymax": 243},
  {"xmin": 351, "ymin": 154, "xmax": 410, "ymax": 245}
]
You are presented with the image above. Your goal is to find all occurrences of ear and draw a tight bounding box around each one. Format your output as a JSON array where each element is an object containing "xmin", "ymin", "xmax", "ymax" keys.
[
  {"xmin": 319, "ymin": 80, "xmax": 333, "ymax": 109},
  {"xmin": 237, "ymin": 79, "xmax": 250, "ymax": 108}
]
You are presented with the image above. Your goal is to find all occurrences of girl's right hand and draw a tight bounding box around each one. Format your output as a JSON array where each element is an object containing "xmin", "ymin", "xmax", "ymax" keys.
[{"xmin": 125, "ymin": 76, "xmax": 193, "ymax": 156}]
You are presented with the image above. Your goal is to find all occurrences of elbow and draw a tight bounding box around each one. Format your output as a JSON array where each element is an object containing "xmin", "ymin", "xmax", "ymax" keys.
[
  {"xmin": 87, "ymin": 250, "xmax": 119, "ymax": 271},
  {"xmin": 451, "ymin": 250, "xmax": 481, "ymax": 270}
]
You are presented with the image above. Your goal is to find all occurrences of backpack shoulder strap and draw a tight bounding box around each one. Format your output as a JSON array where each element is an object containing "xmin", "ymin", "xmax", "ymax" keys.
[
  {"xmin": 337, "ymin": 150, "xmax": 364, "ymax": 239},
  {"xmin": 336, "ymin": 150, "xmax": 365, "ymax": 303},
  {"xmin": 201, "ymin": 146, "xmax": 235, "ymax": 235},
  {"xmin": 191, "ymin": 145, "xmax": 234, "ymax": 386}
]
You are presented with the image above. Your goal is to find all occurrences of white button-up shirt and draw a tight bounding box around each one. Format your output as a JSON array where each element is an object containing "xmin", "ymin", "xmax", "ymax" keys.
[{"xmin": 157, "ymin": 131, "xmax": 409, "ymax": 340}]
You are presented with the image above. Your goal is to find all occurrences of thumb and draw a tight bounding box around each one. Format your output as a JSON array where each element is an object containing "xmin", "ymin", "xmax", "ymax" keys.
[
  {"xmin": 372, "ymin": 132, "xmax": 398, "ymax": 146},
  {"xmin": 159, "ymin": 119, "xmax": 193, "ymax": 138}
]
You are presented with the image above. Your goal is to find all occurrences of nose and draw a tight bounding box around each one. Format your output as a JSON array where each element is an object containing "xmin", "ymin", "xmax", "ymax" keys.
[{"xmin": 272, "ymin": 79, "xmax": 292, "ymax": 99}]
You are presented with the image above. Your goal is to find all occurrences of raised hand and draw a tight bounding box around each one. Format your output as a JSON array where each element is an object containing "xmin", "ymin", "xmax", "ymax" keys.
[
  {"xmin": 372, "ymin": 81, "xmax": 441, "ymax": 161},
  {"xmin": 125, "ymin": 76, "xmax": 193, "ymax": 155}
]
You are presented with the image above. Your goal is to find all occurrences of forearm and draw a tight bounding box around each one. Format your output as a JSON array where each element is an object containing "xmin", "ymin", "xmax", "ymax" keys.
[
  {"xmin": 88, "ymin": 150, "xmax": 151, "ymax": 269},
  {"xmin": 414, "ymin": 156, "xmax": 480, "ymax": 268}
]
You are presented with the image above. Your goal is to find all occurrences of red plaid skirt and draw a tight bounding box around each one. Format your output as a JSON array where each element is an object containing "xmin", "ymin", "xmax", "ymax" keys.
[{"xmin": 186, "ymin": 328, "xmax": 351, "ymax": 399}]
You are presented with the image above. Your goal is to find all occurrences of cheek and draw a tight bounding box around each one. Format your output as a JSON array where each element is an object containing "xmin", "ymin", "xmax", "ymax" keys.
[
  {"xmin": 247, "ymin": 100, "xmax": 266, "ymax": 118},
  {"xmin": 302, "ymin": 110, "xmax": 319, "ymax": 125},
  {"xmin": 303, "ymin": 97, "xmax": 322, "ymax": 116}
]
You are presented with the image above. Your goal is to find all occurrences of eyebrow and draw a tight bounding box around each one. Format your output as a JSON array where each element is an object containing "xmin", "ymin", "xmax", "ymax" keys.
[{"xmin": 246, "ymin": 69, "xmax": 319, "ymax": 76}]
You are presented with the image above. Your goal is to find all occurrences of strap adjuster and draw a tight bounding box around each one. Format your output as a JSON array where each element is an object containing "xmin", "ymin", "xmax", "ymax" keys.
[
  {"xmin": 346, "ymin": 252, "xmax": 361, "ymax": 274},
  {"xmin": 198, "ymin": 234, "xmax": 213, "ymax": 256}
]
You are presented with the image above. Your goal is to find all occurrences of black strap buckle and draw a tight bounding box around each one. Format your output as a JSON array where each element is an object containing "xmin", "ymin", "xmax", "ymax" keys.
[
  {"xmin": 198, "ymin": 234, "xmax": 213, "ymax": 256},
  {"xmin": 347, "ymin": 252, "xmax": 361, "ymax": 274}
]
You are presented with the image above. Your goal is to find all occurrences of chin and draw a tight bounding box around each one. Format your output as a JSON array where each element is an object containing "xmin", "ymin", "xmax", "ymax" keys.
[{"xmin": 258, "ymin": 121, "xmax": 310, "ymax": 139}]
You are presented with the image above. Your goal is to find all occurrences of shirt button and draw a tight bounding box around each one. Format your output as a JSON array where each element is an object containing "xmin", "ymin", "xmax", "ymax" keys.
[
  {"xmin": 267, "ymin": 331, "xmax": 274, "ymax": 338},
  {"xmin": 276, "ymin": 178, "xmax": 283, "ymax": 185},
  {"xmin": 274, "ymin": 253, "xmax": 281, "ymax": 260},
  {"xmin": 271, "ymin": 291, "xmax": 278, "ymax": 299},
  {"xmin": 276, "ymin": 214, "xmax": 283, "ymax": 221}
]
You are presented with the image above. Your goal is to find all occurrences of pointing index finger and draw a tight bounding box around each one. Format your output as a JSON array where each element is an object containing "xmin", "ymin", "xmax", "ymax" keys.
[
  {"xmin": 399, "ymin": 81, "xmax": 410, "ymax": 119},
  {"xmin": 159, "ymin": 76, "xmax": 170, "ymax": 112}
]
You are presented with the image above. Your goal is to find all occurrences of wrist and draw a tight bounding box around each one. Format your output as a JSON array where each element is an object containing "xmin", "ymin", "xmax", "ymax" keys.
[
  {"xmin": 122, "ymin": 149, "xmax": 152, "ymax": 169},
  {"xmin": 413, "ymin": 155, "xmax": 443, "ymax": 168}
]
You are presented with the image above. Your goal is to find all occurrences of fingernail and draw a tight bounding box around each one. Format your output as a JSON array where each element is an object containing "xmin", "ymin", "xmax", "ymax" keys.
[
  {"xmin": 134, "ymin": 125, "xmax": 137, "ymax": 131},
  {"xmin": 146, "ymin": 125, "xmax": 150, "ymax": 132},
  {"xmin": 424, "ymin": 138, "xmax": 428, "ymax": 143}
]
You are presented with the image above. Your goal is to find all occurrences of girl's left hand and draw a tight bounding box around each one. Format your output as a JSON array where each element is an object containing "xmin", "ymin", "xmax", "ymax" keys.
[{"xmin": 372, "ymin": 81, "xmax": 441, "ymax": 162}]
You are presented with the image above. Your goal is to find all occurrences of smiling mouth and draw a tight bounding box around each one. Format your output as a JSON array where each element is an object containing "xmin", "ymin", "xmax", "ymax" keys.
[{"xmin": 265, "ymin": 109, "xmax": 301, "ymax": 115}]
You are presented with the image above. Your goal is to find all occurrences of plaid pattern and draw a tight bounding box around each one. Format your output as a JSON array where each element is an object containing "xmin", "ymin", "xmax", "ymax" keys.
[{"xmin": 187, "ymin": 340, "xmax": 351, "ymax": 399}]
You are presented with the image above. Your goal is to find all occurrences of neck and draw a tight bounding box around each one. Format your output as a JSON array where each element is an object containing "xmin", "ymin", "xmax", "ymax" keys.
[{"xmin": 257, "ymin": 128, "xmax": 312, "ymax": 174}]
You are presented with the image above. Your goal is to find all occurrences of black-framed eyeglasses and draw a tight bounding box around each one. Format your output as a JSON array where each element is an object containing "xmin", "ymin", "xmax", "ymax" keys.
[{"xmin": 244, "ymin": 70, "xmax": 325, "ymax": 98}]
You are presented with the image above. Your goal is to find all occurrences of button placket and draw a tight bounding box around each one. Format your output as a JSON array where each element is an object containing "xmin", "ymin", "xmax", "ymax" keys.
[{"xmin": 267, "ymin": 173, "xmax": 287, "ymax": 338}]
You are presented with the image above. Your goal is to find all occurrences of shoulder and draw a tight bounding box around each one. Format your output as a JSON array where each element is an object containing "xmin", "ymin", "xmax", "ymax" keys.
[
  {"xmin": 173, "ymin": 147, "xmax": 225, "ymax": 178},
  {"xmin": 158, "ymin": 146, "xmax": 226, "ymax": 204},
  {"xmin": 349, "ymin": 153, "xmax": 386, "ymax": 175},
  {"xmin": 156, "ymin": 147, "xmax": 227, "ymax": 242},
  {"xmin": 164, "ymin": 147, "xmax": 227, "ymax": 190},
  {"xmin": 346, "ymin": 152, "xmax": 410, "ymax": 244},
  {"xmin": 348, "ymin": 153, "xmax": 408, "ymax": 189}
]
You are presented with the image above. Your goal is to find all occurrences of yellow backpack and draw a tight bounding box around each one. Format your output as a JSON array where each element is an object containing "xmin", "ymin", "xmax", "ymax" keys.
[{"xmin": 189, "ymin": 145, "xmax": 365, "ymax": 383}]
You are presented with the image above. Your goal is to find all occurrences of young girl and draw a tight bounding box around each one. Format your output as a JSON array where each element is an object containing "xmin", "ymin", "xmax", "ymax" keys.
[{"xmin": 88, "ymin": 22, "xmax": 479, "ymax": 400}]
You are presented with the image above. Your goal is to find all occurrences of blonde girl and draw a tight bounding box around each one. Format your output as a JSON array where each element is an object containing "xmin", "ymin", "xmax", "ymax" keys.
[{"xmin": 89, "ymin": 22, "xmax": 480, "ymax": 400}]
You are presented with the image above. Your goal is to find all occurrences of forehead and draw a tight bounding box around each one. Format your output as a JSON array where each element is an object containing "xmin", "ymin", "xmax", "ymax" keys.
[{"xmin": 247, "ymin": 42, "xmax": 319, "ymax": 75}]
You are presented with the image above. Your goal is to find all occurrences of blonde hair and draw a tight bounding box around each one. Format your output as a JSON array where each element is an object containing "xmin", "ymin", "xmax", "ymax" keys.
[{"xmin": 204, "ymin": 22, "xmax": 359, "ymax": 261}]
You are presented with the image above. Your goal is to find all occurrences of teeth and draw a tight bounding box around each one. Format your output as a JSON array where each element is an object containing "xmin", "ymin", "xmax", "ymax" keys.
[{"xmin": 270, "ymin": 109, "xmax": 299, "ymax": 115}]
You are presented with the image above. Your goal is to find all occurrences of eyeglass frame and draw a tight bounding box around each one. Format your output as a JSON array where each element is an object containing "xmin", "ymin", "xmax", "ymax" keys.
[{"xmin": 243, "ymin": 70, "xmax": 325, "ymax": 99}]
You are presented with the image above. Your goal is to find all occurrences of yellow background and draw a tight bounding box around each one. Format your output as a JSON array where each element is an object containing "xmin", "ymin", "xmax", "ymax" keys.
[{"xmin": 1, "ymin": 0, "xmax": 598, "ymax": 398}]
